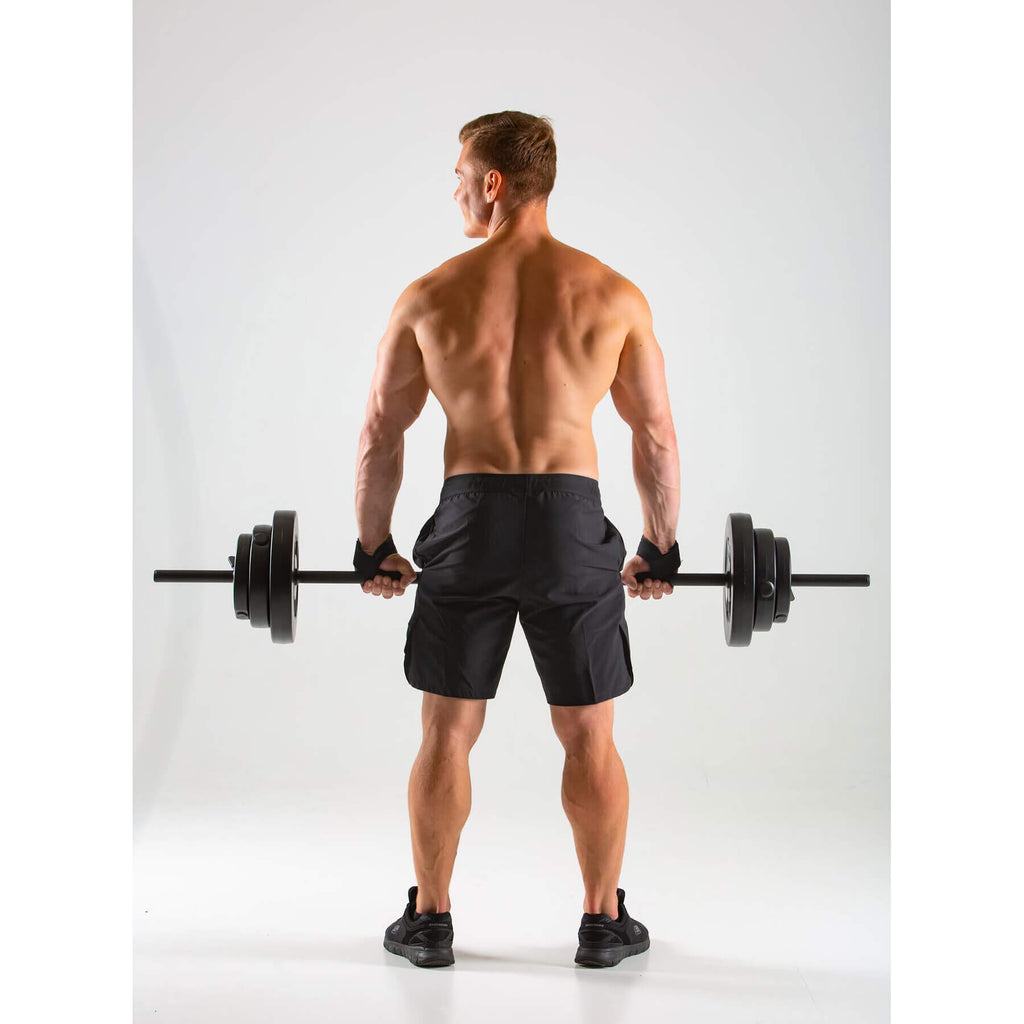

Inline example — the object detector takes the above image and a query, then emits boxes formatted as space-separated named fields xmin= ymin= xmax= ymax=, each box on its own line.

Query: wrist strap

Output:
xmin=634 ymin=536 xmax=681 ymax=583
xmin=353 ymin=534 xmax=400 ymax=581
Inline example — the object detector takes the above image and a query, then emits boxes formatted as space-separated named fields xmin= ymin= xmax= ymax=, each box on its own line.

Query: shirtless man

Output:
xmin=354 ymin=111 xmax=681 ymax=968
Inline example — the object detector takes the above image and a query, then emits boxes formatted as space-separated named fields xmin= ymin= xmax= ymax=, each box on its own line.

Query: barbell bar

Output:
xmin=153 ymin=510 xmax=869 ymax=647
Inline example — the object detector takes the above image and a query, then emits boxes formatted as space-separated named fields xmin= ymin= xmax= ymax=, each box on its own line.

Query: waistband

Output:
xmin=439 ymin=472 xmax=601 ymax=501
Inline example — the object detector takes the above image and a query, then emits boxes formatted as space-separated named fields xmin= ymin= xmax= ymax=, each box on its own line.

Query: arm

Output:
xmin=608 ymin=283 xmax=681 ymax=553
xmin=355 ymin=282 xmax=429 ymax=553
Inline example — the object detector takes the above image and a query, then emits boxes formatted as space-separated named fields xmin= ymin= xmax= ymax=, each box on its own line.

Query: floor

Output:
xmin=135 ymin=784 xmax=889 ymax=1022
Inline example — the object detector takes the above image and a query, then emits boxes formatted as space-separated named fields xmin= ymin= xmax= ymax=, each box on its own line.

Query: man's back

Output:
xmin=411 ymin=235 xmax=636 ymax=480
xmin=370 ymin=110 xmax=673 ymax=971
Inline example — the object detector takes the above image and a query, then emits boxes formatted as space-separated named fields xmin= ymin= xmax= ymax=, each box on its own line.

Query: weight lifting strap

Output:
xmin=353 ymin=534 xmax=399 ymax=580
xmin=635 ymin=536 xmax=681 ymax=583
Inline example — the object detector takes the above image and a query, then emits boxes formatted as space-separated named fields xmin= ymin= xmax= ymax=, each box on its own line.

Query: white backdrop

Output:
xmin=134 ymin=0 xmax=888 ymax=1018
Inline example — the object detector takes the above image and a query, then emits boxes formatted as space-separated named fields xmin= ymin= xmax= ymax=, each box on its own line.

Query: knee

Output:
xmin=550 ymin=702 xmax=615 ymax=756
xmin=421 ymin=715 xmax=485 ymax=753
xmin=420 ymin=695 xmax=486 ymax=752
xmin=421 ymin=725 xmax=480 ymax=756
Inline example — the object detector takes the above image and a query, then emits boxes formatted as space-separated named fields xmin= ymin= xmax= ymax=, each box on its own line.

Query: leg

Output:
xmin=550 ymin=698 xmax=629 ymax=918
xmin=408 ymin=692 xmax=487 ymax=914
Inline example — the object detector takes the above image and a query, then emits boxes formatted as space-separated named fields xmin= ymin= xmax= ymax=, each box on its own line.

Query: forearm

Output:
xmin=355 ymin=428 xmax=404 ymax=553
xmin=631 ymin=428 xmax=681 ymax=553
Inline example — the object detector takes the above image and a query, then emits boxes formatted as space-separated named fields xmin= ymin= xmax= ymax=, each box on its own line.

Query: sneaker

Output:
xmin=574 ymin=887 xmax=650 ymax=968
xmin=383 ymin=885 xmax=455 ymax=968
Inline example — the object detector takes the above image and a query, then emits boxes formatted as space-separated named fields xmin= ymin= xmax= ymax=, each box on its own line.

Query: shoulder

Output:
xmin=549 ymin=243 xmax=641 ymax=307
xmin=598 ymin=267 xmax=653 ymax=331
xmin=423 ymin=248 xmax=478 ymax=284
xmin=387 ymin=275 xmax=432 ymax=327
xmin=409 ymin=251 xmax=475 ymax=310
xmin=553 ymin=241 xmax=648 ymax=307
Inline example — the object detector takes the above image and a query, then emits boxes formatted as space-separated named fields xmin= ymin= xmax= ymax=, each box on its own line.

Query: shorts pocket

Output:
xmin=604 ymin=515 xmax=627 ymax=566
xmin=412 ymin=512 xmax=438 ymax=567
xmin=618 ymin=622 xmax=634 ymax=683
xmin=403 ymin=611 xmax=420 ymax=682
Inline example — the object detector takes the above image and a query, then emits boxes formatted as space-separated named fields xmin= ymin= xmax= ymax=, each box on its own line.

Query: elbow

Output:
xmin=633 ymin=417 xmax=677 ymax=453
xmin=359 ymin=418 xmax=403 ymax=452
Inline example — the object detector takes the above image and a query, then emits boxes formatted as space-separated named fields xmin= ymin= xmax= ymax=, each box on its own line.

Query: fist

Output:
xmin=621 ymin=555 xmax=674 ymax=600
xmin=361 ymin=554 xmax=418 ymax=598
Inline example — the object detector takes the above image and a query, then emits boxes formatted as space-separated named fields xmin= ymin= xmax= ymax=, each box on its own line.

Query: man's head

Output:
xmin=455 ymin=111 xmax=557 ymax=238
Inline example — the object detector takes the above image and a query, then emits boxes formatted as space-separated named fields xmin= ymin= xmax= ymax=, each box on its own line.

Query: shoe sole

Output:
xmin=574 ymin=937 xmax=650 ymax=968
xmin=383 ymin=937 xmax=455 ymax=968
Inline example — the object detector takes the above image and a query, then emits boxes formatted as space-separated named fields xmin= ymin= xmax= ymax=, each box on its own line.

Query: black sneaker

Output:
xmin=383 ymin=885 xmax=455 ymax=968
xmin=574 ymin=888 xmax=650 ymax=967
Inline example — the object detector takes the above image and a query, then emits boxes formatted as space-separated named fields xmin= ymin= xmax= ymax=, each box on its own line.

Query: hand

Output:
xmin=360 ymin=554 xmax=418 ymax=598
xmin=621 ymin=555 xmax=674 ymax=600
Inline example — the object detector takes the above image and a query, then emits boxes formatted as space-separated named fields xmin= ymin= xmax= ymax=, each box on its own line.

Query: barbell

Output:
xmin=153 ymin=510 xmax=870 ymax=646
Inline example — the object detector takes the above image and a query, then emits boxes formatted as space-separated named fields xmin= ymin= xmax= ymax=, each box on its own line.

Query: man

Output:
xmin=354 ymin=111 xmax=681 ymax=969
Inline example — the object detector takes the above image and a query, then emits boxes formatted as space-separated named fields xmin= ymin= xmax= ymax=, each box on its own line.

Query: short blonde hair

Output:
xmin=459 ymin=111 xmax=557 ymax=206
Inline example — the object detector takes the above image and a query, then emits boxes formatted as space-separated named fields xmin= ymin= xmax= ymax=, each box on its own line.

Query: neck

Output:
xmin=486 ymin=202 xmax=551 ymax=242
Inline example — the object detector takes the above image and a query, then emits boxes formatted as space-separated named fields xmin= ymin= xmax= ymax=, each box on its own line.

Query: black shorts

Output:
xmin=404 ymin=473 xmax=634 ymax=706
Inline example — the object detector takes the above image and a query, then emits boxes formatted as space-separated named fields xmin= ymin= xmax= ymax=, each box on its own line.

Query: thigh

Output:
xmin=404 ymin=591 xmax=518 ymax=700
xmin=406 ymin=492 xmax=522 ymax=700
xmin=520 ymin=584 xmax=633 ymax=706
xmin=519 ymin=494 xmax=634 ymax=707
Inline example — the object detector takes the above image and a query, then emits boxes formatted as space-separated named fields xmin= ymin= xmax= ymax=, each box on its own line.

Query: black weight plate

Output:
xmin=248 ymin=524 xmax=273 ymax=629
xmin=269 ymin=510 xmax=299 ymax=644
xmin=774 ymin=536 xmax=793 ymax=623
xmin=723 ymin=513 xmax=756 ymax=647
xmin=233 ymin=533 xmax=252 ymax=620
xmin=753 ymin=527 xmax=776 ymax=633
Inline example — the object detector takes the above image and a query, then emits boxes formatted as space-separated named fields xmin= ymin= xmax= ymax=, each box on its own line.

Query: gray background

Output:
xmin=134 ymin=0 xmax=888 ymax=1019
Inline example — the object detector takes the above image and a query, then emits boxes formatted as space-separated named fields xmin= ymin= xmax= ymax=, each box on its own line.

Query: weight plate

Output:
xmin=753 ymin=527 xmax=776 ymax=633
xmin=723 ymin=513 xmax=756 ymax=647
xmin=269 ymin=510 xmax=299 ymax=644
xmin=233 ymin=533 xmax=252 ymax=619
xmin=774 ymin=536 xmax=793 ymax=623
xmin=248 ymin=523 xmax=273 ymax=629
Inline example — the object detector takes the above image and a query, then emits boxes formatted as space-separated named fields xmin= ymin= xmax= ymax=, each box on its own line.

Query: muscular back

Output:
xmin=413 ymin=238 xmax=635 ymax=479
